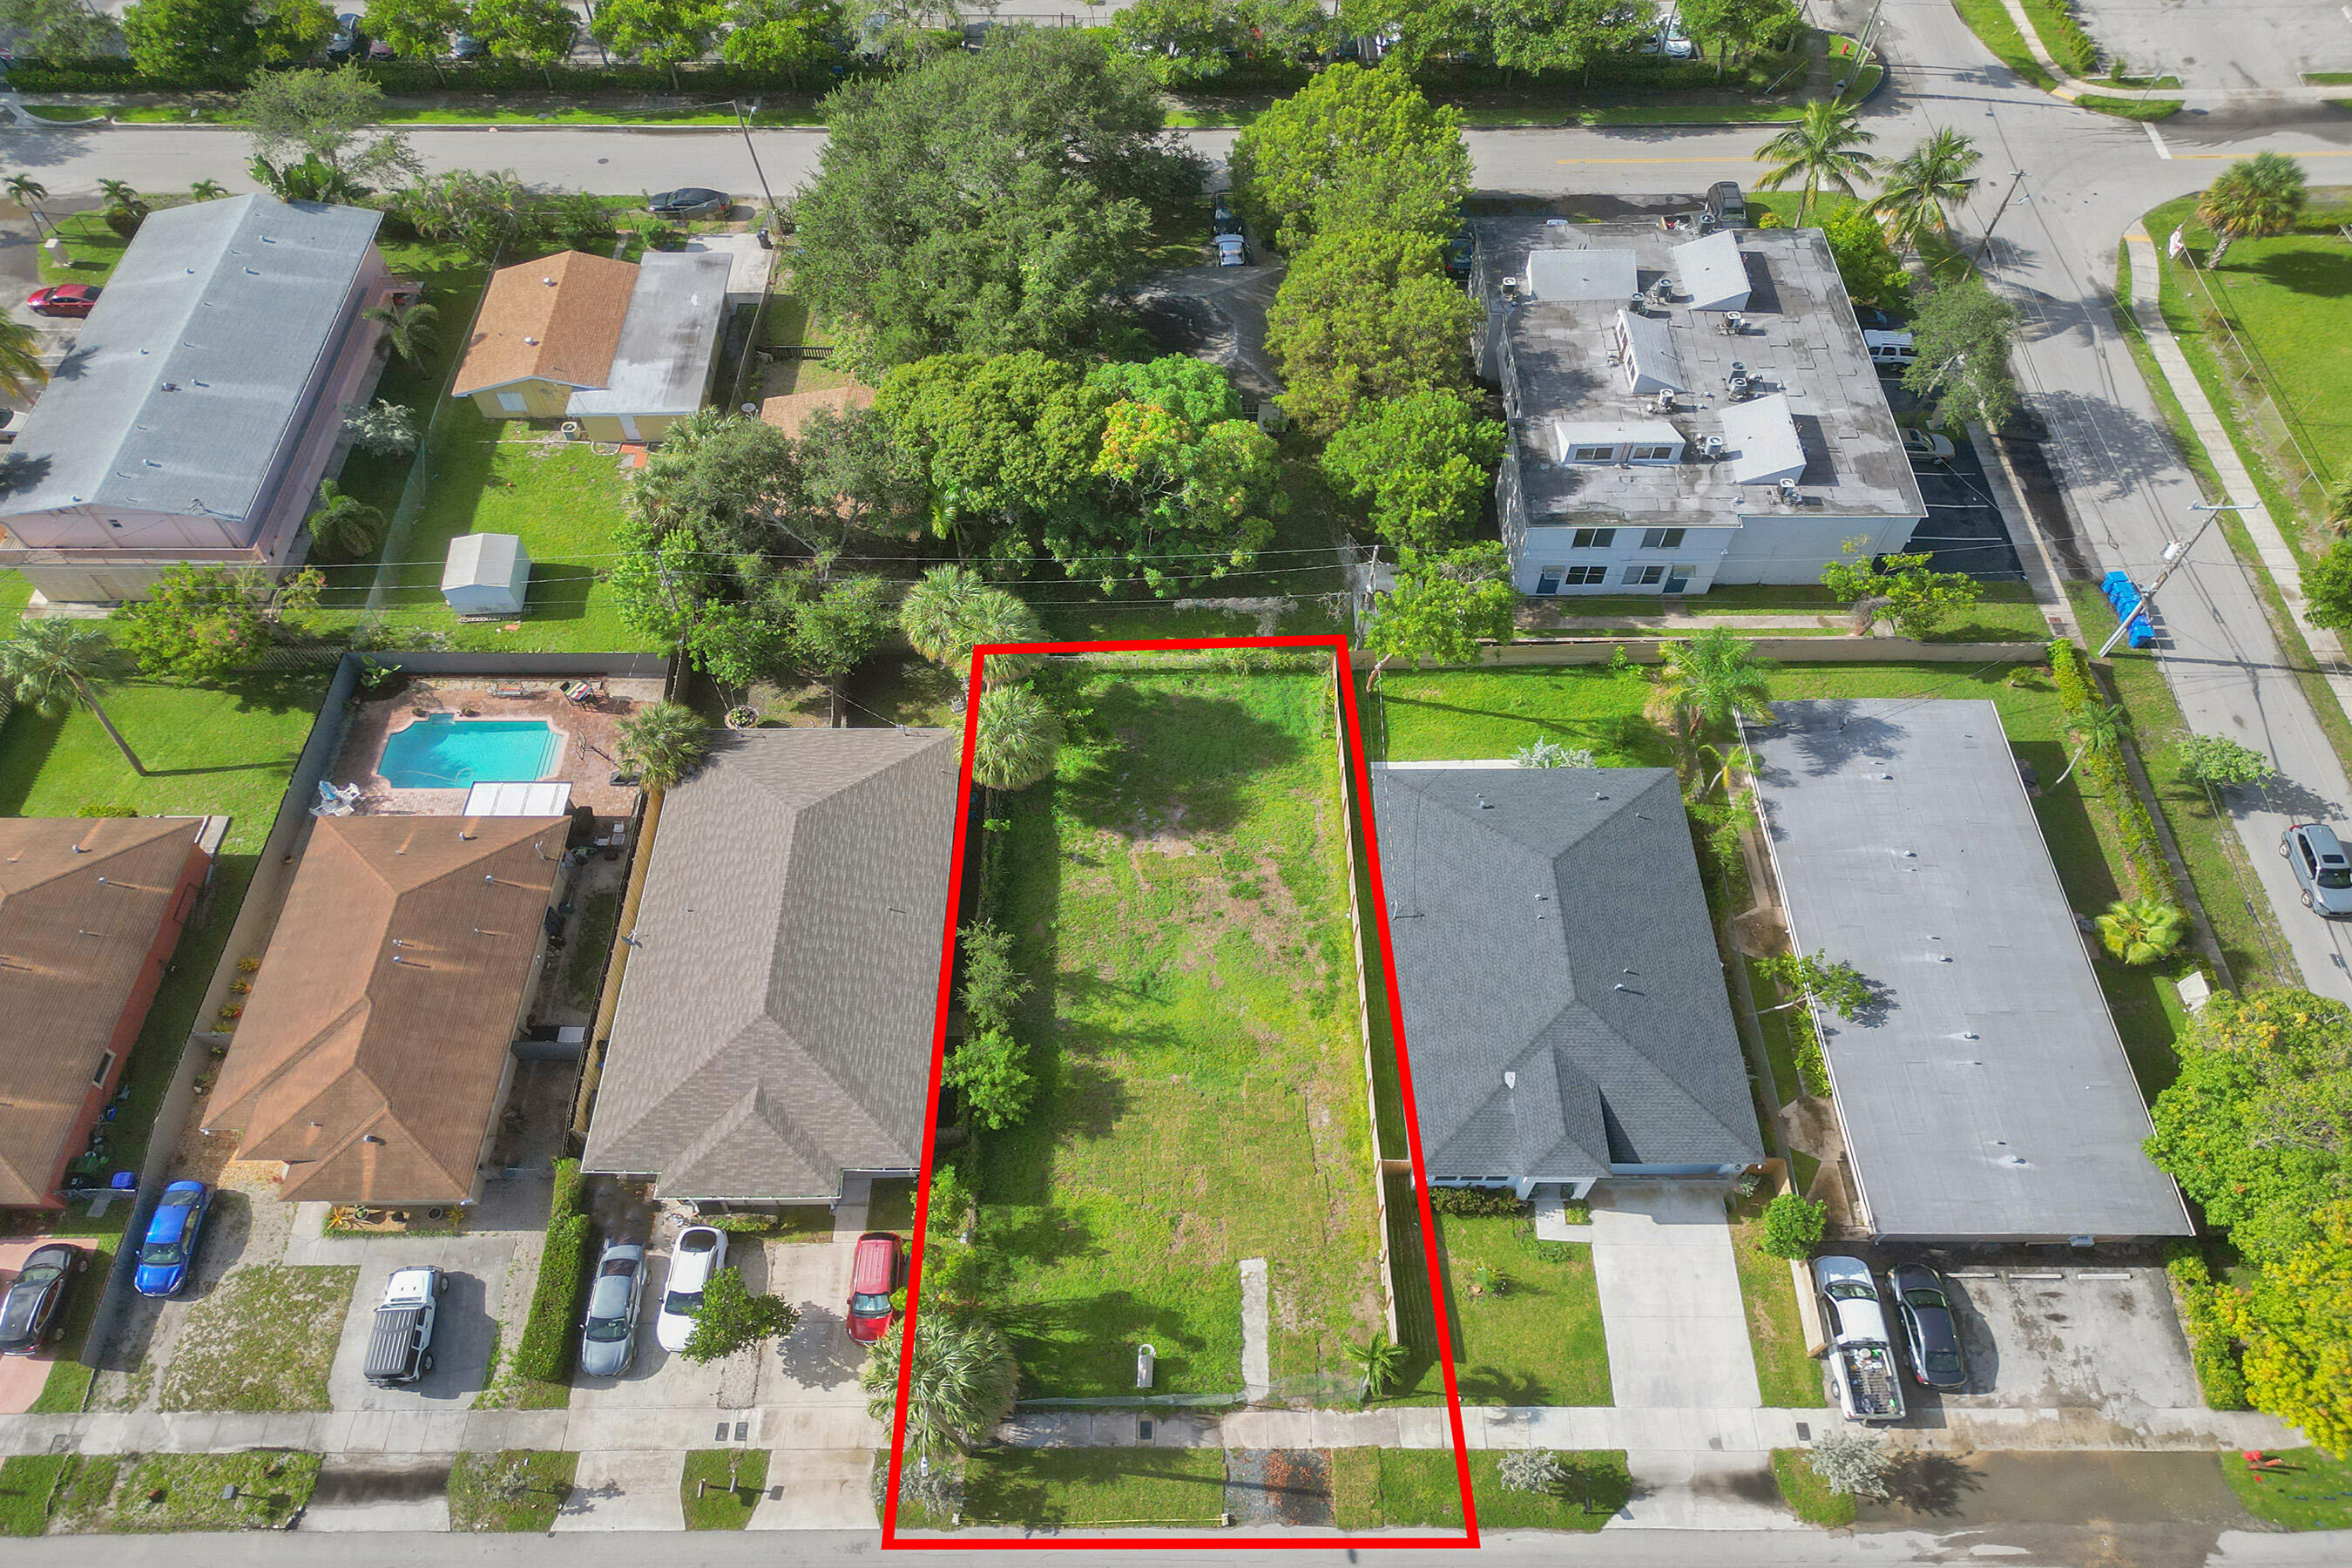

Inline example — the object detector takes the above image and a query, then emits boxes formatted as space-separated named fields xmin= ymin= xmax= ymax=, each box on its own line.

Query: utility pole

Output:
xmin=1970 ymin=170 xmax=2029 ymax=270
xmin=2097 ymin=503 xmax=2241 ymax=658
xmin=732 ymin=100 xmax=780 ymax=222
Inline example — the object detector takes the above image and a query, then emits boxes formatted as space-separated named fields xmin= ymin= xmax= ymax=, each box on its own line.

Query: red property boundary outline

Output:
xmin=882 ymin=633 xmax=1477 ymax=1551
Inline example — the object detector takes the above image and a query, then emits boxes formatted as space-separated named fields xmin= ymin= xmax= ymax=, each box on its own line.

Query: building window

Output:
xmin=1624 ymin=564 xmax=1666 ymax=586
xmin=1561 ymin=564 xmax=1610 ymax=586
xmin=1639 ymin=527 xmax=1686 ymax=550
xmin=1571 ymin=445 xmax=1615 ymax=463
xmin=495 ymin=389 xmax=526 ymax=414
xmin=1629 ymin=444 xmax=1676 ymax=462
xmin=1570 ymin=528 xmax=1617 ymax=550
xmin=91 ymin=1051 xmax=115 ymax=1088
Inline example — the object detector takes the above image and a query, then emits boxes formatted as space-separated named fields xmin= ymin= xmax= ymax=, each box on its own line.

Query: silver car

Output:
xmin=2282 ymin=822 xmax=2352 ymax=917
xmin=578 ymin=1239 xmax=645 ymax=1378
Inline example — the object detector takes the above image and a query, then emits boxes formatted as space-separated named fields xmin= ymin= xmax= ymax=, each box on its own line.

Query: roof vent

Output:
xmin=523 ymin=336 xmax=539 ymax=345
xmin=1504 ymin=1071 xmax=1517 ymax=1090
xmin=1475 ymin=794 xmax=1490 ymax=809
xmin=243 ymin=267 xmax=259 ymax=275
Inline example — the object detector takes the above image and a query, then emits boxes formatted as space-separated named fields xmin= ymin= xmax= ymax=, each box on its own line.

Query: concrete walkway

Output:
xmin=1238 ymin=1258 xmax=1271 ymax=1404
xmin=1586 ymin=1185 xmax=1761 ymax=1411
xmin=551 ymin=1450 xmax=686 ymax=1532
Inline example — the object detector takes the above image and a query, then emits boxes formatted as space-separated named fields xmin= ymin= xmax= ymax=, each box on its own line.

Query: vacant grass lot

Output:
xmin=899 ymin=1449 xmax=1229 ymax=1531
xmin=447 ymin=1450 xmax=578 ymax=1532
xmin=1369 ymin=661 xmax=2190 ymax=1095
xmin=978 ymin=664 xmax=1382 ymax=1400
xmin=1387 ymin=1214 xmax=1609 ymax=1408
xmin=157 ymin=1265 xmax=358 ymax=1412
xmin=50 ymin=1451 xmax=318 ymax=1532
xmin=1334 ymin=1448 xmax=1628 ymax=1530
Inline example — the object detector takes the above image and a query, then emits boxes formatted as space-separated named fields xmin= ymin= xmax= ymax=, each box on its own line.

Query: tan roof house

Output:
xmin=206 ymin=815 xmax=569 ymax=1206
xmin=584 ymin=727 xmax=961 ymax=1208
xmin=0 ymin=817 xmax=222 ymax=1207
xmin=454 ymin=249 xmax=731 ymax=444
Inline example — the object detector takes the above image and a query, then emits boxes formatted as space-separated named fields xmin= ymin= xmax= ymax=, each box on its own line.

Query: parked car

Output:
xmin=1211 ymin=192 xmax=1241 ymax=238
xmin=646 ymin=188 xmax=733 ymax=222
xmin=1215 ymin=233 xmax=1250 ymax=268
xmin=1902 ymin=428 xmax=1957 ymax=463
xmin=367 ymin=37 xmax=395 ymax=59
xmin=1888 ymin=1263 xmax=1969 ymax=1391
xmin=364 ymin=1265 xmax=444 ymax=1387
xmin=655 ymin=1225 xmax=726 ymax=1352
xmin=1814 ymin=1255 xmax=1905 ymax=1423
xmin=0 ymin=1243 xmax=81 ymax=1355
xmin=132 ymin=1180 xmax=211 ymax=1297
xmin=449 ymin=32 xmax=487 ymax=58
xmin=846 ymin=1232 xmax=900 ymax=1345
xmin=0 ymin=409 xmax=22 ymax=445
xmin=579 ymin=1239 xmax=646 ymax=1377
xmin=25 ymin=283 xmax=98 ymax=318
xmin=1864 ymin=328 xmax=1918 ymax=371
xmin=326 ymin=13 xmax=364 ymax=61
xmin=1706 ymin=180 xmax=1747 ymax=228
xmin=2283 ymin=821 xmax=2352 ymax=916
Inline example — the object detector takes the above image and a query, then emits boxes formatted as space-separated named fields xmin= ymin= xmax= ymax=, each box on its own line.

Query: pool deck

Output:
xmin=333 ymin=676 xmax=666 ymax=820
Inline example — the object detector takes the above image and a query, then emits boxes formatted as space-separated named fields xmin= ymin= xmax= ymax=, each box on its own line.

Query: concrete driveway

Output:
xmin=1588 ymin=1183 xmax=1760 ymax=1409
xmin=552 ymin=1450 xmax=685 ymax=1532
xmin=322 ymin=1232 xmax=522 ymax=1411
xmin=748 ymin=1449 xmax=876 ymax=1531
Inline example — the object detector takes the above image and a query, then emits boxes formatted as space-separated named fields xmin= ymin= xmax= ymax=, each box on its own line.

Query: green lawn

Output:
xmin=0 ymin=1456 xmax=66 ymax=1536
xmin=1771 ymin=1448 xmax=1856 ymax=1526
xmin=50 ymin=1451 xmax=318 ymax=1532
xmin=899 ymin=1449 xmax=1228 ymax=1531
xmin=448 ymin=1450 xmax=578 ymax=1532
xmin=681 ymin=1450 xmax=769 ymax=1530
xmin=2222 ymin=1448 xmax=2352 ymax=1530
xmin=156 ymin=1264 xmax=358 ymax=1412
xmin=868 ymin=1177 xmax=916 ymax=1235
xmin=1540 ymin=583 xmax=2047 ymax=640
xmin=1387 ymin=1214 xmax=1610 ymax=1408
xmin=974 ymin=664 xmax=1383 ymax=1400
xmin=1333 ymin=1448 xmax=1628 ymax=1530
xmin=27 ymin=1240 xmax=113 ymax=1415
xmin=0 ymin=666 xmax=332 ymax=1211
xmin=1731 ymin=1213 xmax=1825 ymax=1408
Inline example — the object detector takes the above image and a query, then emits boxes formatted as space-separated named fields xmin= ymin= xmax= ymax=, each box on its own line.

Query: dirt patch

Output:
xmin=1223 ymin=1449 xmax=1333 ymax=1528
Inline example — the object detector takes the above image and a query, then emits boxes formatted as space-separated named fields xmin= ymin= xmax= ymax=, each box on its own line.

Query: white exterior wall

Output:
xmin=1514 ymin=520 xmax=1737 ymax=597
xmin=1713 ymin=510 xmax=1918 ymax=585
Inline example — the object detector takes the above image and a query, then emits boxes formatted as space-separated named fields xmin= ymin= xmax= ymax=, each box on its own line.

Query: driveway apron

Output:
xmin=1588 ymin=1183 xmax=1761 ymax=1410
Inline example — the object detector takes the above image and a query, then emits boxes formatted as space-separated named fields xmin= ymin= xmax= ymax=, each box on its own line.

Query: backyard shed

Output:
xmin=442 ymin=532 xmax=531 ymax=615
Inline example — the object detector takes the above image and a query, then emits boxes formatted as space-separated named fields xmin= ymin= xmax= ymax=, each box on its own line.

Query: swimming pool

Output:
xmin=378 ymin=716 xmax=562 ymax=790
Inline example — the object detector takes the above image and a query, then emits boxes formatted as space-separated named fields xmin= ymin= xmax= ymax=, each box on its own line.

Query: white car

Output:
xmin=654 ymin=1225 xmax=727 ymax=1353
xmin=1902 ymin=428 xmax=1957 ymax=462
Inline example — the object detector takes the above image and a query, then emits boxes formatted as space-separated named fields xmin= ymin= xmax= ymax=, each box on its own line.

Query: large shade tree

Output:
xmin=1264 ymin=228 xmax=1481 ymax=436
xmin=1227 ymin=63 xmax=1470 ymax=256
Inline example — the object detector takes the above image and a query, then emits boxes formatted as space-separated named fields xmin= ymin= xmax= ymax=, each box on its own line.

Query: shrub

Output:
xmin=2166 ymin=1243 xmax=2251 ymax=1410
xmin=958 ymin=922 xmax=1027 ymax=1036
xmin=1758 ymin=1193 xmax=1827 ymax=1259
xmin=942 ymin=1027 xmax=1034 ymax=1132
xmin=1808 ymin=1429 xmax=1890 ymax=1497
xmin=2047 ymin=639 xmax=2175 ymax=905
xmin=1427 ymin=1186 xmax=1527 ymax=1217
xmin=73 ymin=804 xmax=139 ymax=817
xmin=1788 ymin=1010 xmax=1834 ymax=1098
xmin=511 ymin=1159 xmax=590 ymax=1384
xmin=679 ymin=1268 xmax=800 ymax=1364
xmin=1497 ymin=1449 xmax=1567 ymax=1494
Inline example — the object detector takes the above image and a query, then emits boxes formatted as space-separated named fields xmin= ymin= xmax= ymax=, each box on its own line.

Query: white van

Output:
xmin=1862 ymin=329 xmax=1917 ymax=370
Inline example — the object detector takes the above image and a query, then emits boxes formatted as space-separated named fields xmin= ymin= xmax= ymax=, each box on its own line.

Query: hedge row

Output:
xmin=510 ymin=1158 xmax=591 ymax=1386
xmin=2 ymin=56 xmax=867 ymax=95
xmin=1787 ymin=1009 xmax=1834 ymax=1098
xmin=1427 ymin=1186 xmax=1527 ymax=1217
xmin=2165 ymin=1242 xmax=2251 ymax=1410
xmin=2047 ymin=638 xmax=2175 ymax=904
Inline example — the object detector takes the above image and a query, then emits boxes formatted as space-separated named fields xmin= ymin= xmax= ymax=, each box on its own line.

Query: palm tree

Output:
xmin=1689 ymin=741 xmax=1757 ymax=802
xmin=617 ymin=701 xmax=710 ymax=792
xmin=2053 ymin=701 xmax=2124 ymax=787
xmin=188 ymin=179 xmax=229 ymax=202
xmin=899 ymin=565 xmax=1045 ymax=688
xmin=96 ymin=178 xmax=148 ymax=239
xmin=2199 ymin=152 xmax=2308 ymax=264
xmin=363 ymin=297 xmax=440 ymax=368
xmin=307 ymin=480 xmax=386 ymax=560
xmin=0 ymin=317 xmax=49 ymax=402
xmin=1653 ymin=628 xmax=1774 ymax=755
xmin=2097 ymin=896 xmax=2186 ymax=964
xmin=0 ymin=620 xmax=145 ymax=775
xmin=2328 ymin=474 xmax=2352 ymax=535
xmin=971 ymin=682 xmax=1063 ymax=792
xmin=1754 ymin=99 xmax=1878 ymax=226
xmin=1348 ymin=1331 xmax=1409 ymax=1398
xmin=1868 ymin=127 xmax=1981 ymax=253
xmin=861 ymin=1309 xmax=1019 ymax=1460
xmin=3 ymin=174 xmax=50 ymax=236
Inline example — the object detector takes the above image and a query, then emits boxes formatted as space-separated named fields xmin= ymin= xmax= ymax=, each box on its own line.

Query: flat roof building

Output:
xmin=1745 ymin=699 xmax=2193 ymax=1241
xmin=1473 ymin=215 xmax=1926 ymax=598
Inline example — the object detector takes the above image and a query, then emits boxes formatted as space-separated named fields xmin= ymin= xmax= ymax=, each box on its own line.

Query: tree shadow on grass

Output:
xmin=0 ymin=707 xmax=64 ymax=815
xmin=2246 ymin=247 xmax=2352 ymax=301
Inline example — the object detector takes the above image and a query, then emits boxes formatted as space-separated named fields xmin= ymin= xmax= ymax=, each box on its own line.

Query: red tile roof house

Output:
xmin=0 ymin=817 xmax=226 ymax=1208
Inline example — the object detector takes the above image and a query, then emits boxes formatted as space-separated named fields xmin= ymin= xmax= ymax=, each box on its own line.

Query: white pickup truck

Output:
xmin=363 ymin=1265 xmax=444 ymax=1388
xmin=1813 ymin=1255 xmax=1906 ymax=1423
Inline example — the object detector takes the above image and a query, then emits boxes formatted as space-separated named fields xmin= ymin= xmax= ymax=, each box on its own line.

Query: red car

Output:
xmin=25 ymin=284 xmax=98 ymax=319
xmin=846 ymin=1231 xmax=900 ymax=1344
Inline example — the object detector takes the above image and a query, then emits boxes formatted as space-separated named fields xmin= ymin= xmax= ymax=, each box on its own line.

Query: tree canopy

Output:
xmin=793 ymin=29 xmax=1201 ymax=370
xmin=1901 ymin=275 xmax=2019 ymax=431
xmin=1819 ymin=540 xmax=1984 ymax=640
xmin=121 ymin=0 xmax=261 ymax=79
xmin=1265 ymin=228 xmax=1481 ymax=436
xmin=1228 ymin=63 xmax=1470 ymax=256
xmin=109 ymin=565 xmax=272 ymax=683
xmin=234 ymin=70 xmax=422 ymax=190
xmin=1364 ymin=544 xmax=1517 ymax=678
xmin=1321 ymin=390 xmax=1504 ymax=553
xmin=0 ymin=0 xmax=122 ymax=58
xmin=874 ymin=351 xmax=1105 ymax=555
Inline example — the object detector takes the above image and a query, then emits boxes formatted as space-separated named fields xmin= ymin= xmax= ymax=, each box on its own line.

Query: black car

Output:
xmin=1889 ymin=1262 xmax=1969 ymax=1391
xmin=0 ymin=1244 xmax=80 ymax=1355
xmin=1211 ymin=192 xmax=1241 ymax=238
xmin=647 ymin=188 xmax=733 ymax=222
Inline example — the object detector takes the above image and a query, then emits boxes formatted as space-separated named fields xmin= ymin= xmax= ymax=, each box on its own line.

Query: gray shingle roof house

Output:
xmin=0 ymin=195 xmax=396 ymax=607
xmin=584 ymin=727 xmax=963 ymax=1205
xmin=1372 ymin=763 xmax=1762 ymax=1198
xmin=1746 ymin=699 xmax=2193 ymax=1241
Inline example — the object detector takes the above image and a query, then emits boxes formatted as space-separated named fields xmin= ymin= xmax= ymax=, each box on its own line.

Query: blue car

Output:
xmin=133 ymin=1181 xmax=211 ymax=1297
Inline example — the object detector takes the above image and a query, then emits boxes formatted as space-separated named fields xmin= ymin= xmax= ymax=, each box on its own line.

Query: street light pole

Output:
xmin=2096 ymin=503 xmax=2242 ymax=658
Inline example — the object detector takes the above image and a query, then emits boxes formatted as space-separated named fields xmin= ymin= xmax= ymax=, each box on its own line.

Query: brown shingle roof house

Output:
xmin=206 ymin=814 xmax=568 ymax=1206
xmin=0 ymin=817 xmax=220 ymax=1207
xmin=585 ymin=727 xmax=962 ymax=1205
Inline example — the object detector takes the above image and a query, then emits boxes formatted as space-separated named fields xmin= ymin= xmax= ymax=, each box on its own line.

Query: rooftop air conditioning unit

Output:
xmin=1652 ymin=390 xmax=1673 ymax=415
xmin=1725 ymin=311 xmax=1745 ymax=335
xmin=1628 ymin=294 xmax=1647 ymax=315
xmin=1778 ymin=478 xmax=1802 ymax=505
xmin=1703 ymin=435 xmax=1724 ymax=460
